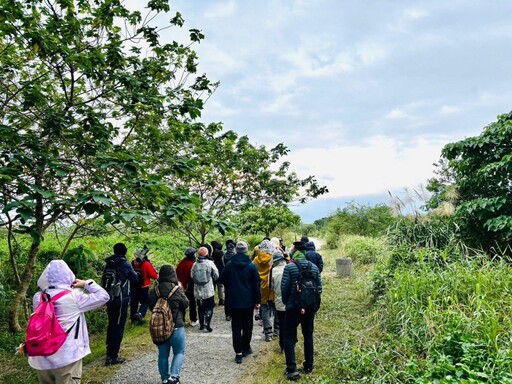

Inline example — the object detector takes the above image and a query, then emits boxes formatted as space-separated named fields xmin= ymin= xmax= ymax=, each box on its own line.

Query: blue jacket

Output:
xmin=305 ymin=241 xmax=324 ymax=273
xmin=218 ymin=252 xmax=261 ymax=309
xmin=281 ymin=252 xmax=322 ymax=311
xmin=105 ymin=254 xmax=139 ymax=304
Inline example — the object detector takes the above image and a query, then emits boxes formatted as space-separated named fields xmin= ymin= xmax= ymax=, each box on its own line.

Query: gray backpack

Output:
xmin=192 ymin=261 xmax=211 ymax=286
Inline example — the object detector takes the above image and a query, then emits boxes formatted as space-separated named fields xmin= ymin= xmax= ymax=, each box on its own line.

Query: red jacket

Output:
xmin=132 ymin=259 xmax=158 ymax=288
xmin=176 ymin=258 xmax=195 ymax=290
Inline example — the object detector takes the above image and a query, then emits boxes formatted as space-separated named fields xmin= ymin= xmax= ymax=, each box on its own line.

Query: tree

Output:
xmin=157 ymin=124 xmax=327 ymax=244
xmin=238 ymin=205 xmax=301 ymax=238
xmin=326 ymin=202 xmax=396 ymax=238
xmin=428 ymin=111 xmax=512 ymax=251
xmin=0 ymin=0 xmax=213 ymax=331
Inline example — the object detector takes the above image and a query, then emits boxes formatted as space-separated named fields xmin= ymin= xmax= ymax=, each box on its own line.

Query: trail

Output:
xmin=102 ymin=306 xmax=265 ymax=384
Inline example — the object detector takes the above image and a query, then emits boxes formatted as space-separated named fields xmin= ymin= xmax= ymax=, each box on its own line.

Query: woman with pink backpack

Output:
xmin=27 ymin=260 xmax=109 ymax=383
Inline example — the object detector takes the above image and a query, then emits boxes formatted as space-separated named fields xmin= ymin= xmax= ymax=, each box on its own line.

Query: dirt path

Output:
xmin=103 ymin=306 xmax=265 ymax=384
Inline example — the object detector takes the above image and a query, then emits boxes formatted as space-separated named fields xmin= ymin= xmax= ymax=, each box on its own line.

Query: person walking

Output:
xmin=270 ymin=250 xmax=287 ymax=352
xmin=218 ymin=241 xmax=261 ymax=364
xmin=176 ymin=247 xmax=199 ymax=326
xmin=104 ymin=243 xmax=139 ymax=366
xmin=28 ymin=260 xmax=109 ymax=383
xmin=305 ymin=241 xmax=324 ymax=273
xmin=148 ymin=265 xmax=189 ymax=384
xmin=281 ymin=241 xmax=322 ymax=380
xmin=211 ymin=241 xmax=225 ymax=305
xmin=130 ymin=247 xmax=159 ymax=324
xmin=191 ymin=246 xmax=218 ymax=332
xmin=253 ymin=239 xmax=276 ymax=341
xmin=222 ymin=240 xmax=236 ymax=321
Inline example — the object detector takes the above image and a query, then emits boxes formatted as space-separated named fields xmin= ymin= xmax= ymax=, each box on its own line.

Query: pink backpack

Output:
xmin=25 ymin=290 xmax=71 ymax=356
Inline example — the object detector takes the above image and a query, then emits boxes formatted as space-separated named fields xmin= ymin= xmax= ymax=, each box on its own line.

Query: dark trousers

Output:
xmin=283 ymin=308 xmax=315 ymax=372
xmin=230 ymin=307 xmax=254 ymax=354
xmin=276 ymin=310 xmax=286 ymax=350
xmin=196 ymin=296 xmax=215 ymax=327
xmin=224 ymin=287 xmax=231 ymax=317
xmin=106 ymin=301 xmax=128 ymax=359
xmin=185 ymin=288 xmax=197 ymax=322
xmin=130 ymin=286 xmax=149 ymax=320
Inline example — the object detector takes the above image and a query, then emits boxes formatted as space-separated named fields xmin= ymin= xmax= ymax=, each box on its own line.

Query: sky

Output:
xmin=134 ymin=1 xmax=512 ymax=223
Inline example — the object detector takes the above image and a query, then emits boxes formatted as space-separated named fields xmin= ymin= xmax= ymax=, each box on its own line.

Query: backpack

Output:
xmin=131 ymin=259 xmax=146 ymax=287
xmin=294 ymin=261 xmax=321 ymax=312
xmin=101 ymin=259 xmax=123 ymax=300
xmin=192 ymin=261 xmax=211 ymax=286
xmin=150 ymin=286 xmax=179 ymax=345
xmin=25 ymin=290 xmax=74 ymax=356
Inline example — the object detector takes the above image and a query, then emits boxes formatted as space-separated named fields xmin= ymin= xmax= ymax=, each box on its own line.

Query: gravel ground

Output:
xmin=105 ymin=306 xmax=265 ymax=384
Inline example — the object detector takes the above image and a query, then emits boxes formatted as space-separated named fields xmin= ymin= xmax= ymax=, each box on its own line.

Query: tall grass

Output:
xmin=375 ymin=254 xmax=512 ymax=382
xmin=337 ymin=235 xmax=387 ymax=264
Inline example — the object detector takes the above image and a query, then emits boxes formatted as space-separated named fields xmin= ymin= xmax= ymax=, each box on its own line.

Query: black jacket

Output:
xmin=305 ymin=241 xmax=324 ymax=273
xmin=104 ymin=254 xmax=139 ymax=304
xmin=218 ymin=252 xmax=261 ymax=309
xmin=148 ymin=265 xmax=189 ymax=328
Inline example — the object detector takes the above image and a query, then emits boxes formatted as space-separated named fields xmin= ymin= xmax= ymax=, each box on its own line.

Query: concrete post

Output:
xmin=336 ymin=257 xmax=352 ymax=277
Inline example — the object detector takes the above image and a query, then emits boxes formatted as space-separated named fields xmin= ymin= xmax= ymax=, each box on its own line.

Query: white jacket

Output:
xmin=28 ymin=260 xmax=109 ymax=370
xmin=191 ymin=258 xmax=219 ymax=300
xmin=270 ymin=261 xmax=286 ymax=311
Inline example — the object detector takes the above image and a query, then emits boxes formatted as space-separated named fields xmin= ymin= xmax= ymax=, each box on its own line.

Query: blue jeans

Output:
xmin=157 ymin=327 xmax=186 ymax=381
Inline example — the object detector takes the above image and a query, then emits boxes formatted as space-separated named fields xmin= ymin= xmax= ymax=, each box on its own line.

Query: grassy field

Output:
xmin=241 ymin=248 xmax=378 ymax=383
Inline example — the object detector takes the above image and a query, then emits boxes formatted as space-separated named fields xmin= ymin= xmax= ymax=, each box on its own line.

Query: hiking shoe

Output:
xmin=190 ymin=320 xmax=199 ymax=327
xmin=303 ymin=361 xmax=313 ymax=374
xmin=225 ymin=315 xmax=232 ymax=321
xmin=242 ymin=348 xmax=253 ymax=357
xmin=105 ymin=357 xmax=125 ymax=366
xmin=168 ymin=377 xmax=180 ymax=384
xmin=235 ymin=354 xmax=243 ymax=364
xmin=205 ymin=326 xmax=213 ymax=332
xmin=265 ymin=334 xmax=273 ymax=342
xmin=285 ymin=370 xmax=300 ymax=380
xmin=199 ymin=325 xmax=205 ymax=330
xmin=135 ymin=313 xmax=145 ymax=324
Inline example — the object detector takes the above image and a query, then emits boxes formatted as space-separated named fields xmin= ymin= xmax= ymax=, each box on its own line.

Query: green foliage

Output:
xmin=337 ymin=235 xmax=387 ymax=264
xmin=238 ymin=205 xmax=301 ymax=237
xmin=160 ymin=125 xmax=326 ymax=243
xmin=387 ymin=215 xmax=461 ymax=250
xmin=379 ymin=257 xmax=512 ymax=382
xmin=324 ymin=203 xmax=396 ymax=249
xmin=428 ymin=111 xmax=512 ymax=251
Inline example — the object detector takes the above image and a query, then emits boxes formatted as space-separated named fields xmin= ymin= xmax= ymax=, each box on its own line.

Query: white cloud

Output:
xmin=404 ymin=9 xmax=429 ymax=20
xmin=204 ymin=0 xmax=236 ymax=19
xmin=285 ymin=135 xmax=449 ymax=198
xmin=385 ymin=108 xmax=410 ymax=119
xmin=439 ymin=105 xmax=461 ymax=115
xmin=203 ymin=99 xmax=239 ymax=117
xmin=261 ymin=93 xmax=299 ymax=115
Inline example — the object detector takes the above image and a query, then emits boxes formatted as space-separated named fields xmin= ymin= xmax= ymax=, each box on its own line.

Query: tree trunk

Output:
xmin=8 ymin=241 xmax=40 ymax=333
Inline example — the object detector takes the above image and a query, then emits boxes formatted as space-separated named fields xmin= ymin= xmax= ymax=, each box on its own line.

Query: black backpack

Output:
xmin=101 ymin=259 xmax=123 ymax=301
xmin=131 ymin=259 xmax=146 ymax=287
xmin=294 ymin=261 xmax=321 ymax=312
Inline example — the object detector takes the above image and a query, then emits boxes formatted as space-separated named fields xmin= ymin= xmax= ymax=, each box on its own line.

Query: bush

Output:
xmin=337 ymin=235 xmax=387 ymax=264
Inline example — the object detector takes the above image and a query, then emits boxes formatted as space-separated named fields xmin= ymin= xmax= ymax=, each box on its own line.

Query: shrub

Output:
xmin=337 ymin=235 xmax=387 ymax=264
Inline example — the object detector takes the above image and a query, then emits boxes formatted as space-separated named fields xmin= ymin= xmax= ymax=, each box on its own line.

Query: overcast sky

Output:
xmin=141 ymin=0 xmax=512 ymax=222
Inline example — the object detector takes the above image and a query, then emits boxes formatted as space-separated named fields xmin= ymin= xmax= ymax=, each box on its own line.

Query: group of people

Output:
xmin=26 ymin=236 xmax=323 ymax=383
xmin=172 ymin=236 xmax=323 ymax=381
